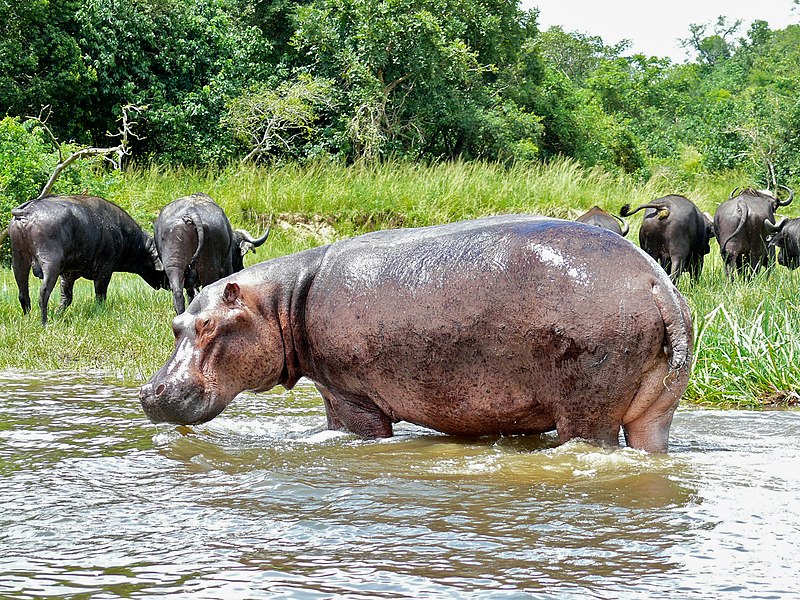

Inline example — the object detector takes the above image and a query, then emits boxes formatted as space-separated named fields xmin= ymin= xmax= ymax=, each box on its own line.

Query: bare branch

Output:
xmin=26 ymin=105 xmax=65 ymax=163
xmin=34 ymin=104 xmax=145 ymax=199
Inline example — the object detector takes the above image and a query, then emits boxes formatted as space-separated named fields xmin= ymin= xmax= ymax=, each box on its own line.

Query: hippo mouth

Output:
xmin=139 ymin=381 xmax=224 ymax=425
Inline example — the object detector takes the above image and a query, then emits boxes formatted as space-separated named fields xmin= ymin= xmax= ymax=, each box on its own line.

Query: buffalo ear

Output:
xmin=222 ymin=282 xmax=241 ymax=306
xmin=765 ymin=218 xmax=787 ymax=233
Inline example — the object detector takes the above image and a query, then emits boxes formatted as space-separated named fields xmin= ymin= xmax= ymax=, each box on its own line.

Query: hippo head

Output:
xmin=140 ymin=279 xmax=286 ymax=425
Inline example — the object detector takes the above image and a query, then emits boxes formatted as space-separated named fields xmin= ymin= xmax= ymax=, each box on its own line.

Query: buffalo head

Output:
xmin=765 ymin=217 xmax=800 ymax=270
xmin=232 ymin=227 xmax=270 ymax=271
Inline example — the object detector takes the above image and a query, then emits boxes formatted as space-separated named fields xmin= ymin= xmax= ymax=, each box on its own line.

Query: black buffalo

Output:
xmin=8 ymin=195 xmax=166 ymax=325
xmin=620 ymin=195 xmax=713 ymax=282
xmin=765 ymin=217 xmax=800 ymax=270
xmin=154 ymin=193 xmax=270 ymax=314
xmin=576 ymin=206 xmax=629 ymax=237
xmin=713 ymin=186 xmax=794 ymax=277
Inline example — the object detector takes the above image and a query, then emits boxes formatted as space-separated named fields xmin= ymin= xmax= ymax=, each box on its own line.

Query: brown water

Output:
xmin=0 ymin=371 xmax=798 ymax=599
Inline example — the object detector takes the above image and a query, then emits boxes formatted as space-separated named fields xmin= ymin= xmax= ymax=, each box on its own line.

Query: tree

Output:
xmin=681 ymin=17 xmax=742 ymax=66
xmin=536 ymin=26 xmax=628 ymax=85
xmin=291 ymin=0 xmax=544 ymax=161
xmin=0 ymin=0 xmax=94 ymax=142
xmin=224 ymin=75 xmax=336 ymax=162
xmin=74 ymin=0 xmax=280 ymax=165
xmin=30 ymin=105 xmax=143 ymax=198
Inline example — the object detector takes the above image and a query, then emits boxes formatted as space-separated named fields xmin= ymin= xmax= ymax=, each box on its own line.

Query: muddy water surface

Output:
xmin=0 ymin=371 xmax=798 ymax=599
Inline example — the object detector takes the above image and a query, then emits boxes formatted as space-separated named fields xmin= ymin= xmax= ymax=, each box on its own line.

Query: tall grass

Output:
xmin=1 ymin=158 xmax=798 ymax=406
xmin=113 ymin=157 xmax=735 ymax=231
xmin=682 ymin=260 xmax=800 ymax=407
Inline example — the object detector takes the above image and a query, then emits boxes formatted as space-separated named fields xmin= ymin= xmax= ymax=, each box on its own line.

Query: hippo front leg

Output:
xmin=314 ymin=383 xmax=393 ymax=438
xmin=315 ymin=383 xmax=345 ymax=431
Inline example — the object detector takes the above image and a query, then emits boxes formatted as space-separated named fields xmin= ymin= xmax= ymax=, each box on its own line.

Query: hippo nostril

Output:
xmin=155 ymin=383 xmax=166 ymax=397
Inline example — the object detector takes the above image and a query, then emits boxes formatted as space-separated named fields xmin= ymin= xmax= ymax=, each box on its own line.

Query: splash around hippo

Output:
xmin=140 ymin=215 xmax=692 ymax=452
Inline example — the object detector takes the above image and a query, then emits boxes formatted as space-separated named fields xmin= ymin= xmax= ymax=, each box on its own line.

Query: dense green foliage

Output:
xmin=1 ymin=0 xmax=798 ymax=186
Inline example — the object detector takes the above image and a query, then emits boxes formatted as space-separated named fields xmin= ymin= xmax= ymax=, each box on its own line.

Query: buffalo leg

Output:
xmin=723 ymin=252 xmax=739 ymax=278
xmin=185 ymin=269 xmax=199 ymax=306
xmin=166 ymin=268 xmax=186 ymax=314
xmin=688 ymin=254 xmax=703 ymax=282
xmin=59 ymin=274 xmax=78 ymax=311
xmin=94 ymin=275 xmax=112 ymax=304
xmin=10 ymin=246 xmax=32 ymax=315
xmin=670 ymin=255 xmax=687 ymax=283
xmin=38 ymin=268 xmax=60 ymax=325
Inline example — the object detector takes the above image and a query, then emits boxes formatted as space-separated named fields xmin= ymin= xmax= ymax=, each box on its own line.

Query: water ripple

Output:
xmin=0 ymin=374 xmax=799 ymax=598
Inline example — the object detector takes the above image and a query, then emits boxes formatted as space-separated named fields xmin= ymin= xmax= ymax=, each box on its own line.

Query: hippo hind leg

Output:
xmin=315 ymin=383 xmax=393 ymax=438
xmin=555 ymin=412 xmax=622 ymax=448
xmin=622 ymin=369 xmax=683 ymax=453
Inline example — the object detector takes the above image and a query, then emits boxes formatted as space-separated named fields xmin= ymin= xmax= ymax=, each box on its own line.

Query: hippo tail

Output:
xmin=651 ymin=280 xmax=693 ymax=373
xmin=719 ymin=200 xmax=748 ymax=253
xmin=183 ymin=207 xmax=205 ymax=266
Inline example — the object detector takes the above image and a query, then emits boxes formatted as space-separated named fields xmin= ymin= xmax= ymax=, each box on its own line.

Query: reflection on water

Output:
xmin=0 ymin=371 xmax=799 ymax=598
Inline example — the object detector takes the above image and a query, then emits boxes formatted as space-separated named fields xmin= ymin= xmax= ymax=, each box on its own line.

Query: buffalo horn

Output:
xmin=764 ymin=217 xmax=787 ymax=233
xmin=777 ymin=185 xmax=795 ymax=207
xmin=729 ymin=187 xmax=740 ymax=199
xmin=235 ymin=226 xmax=271 ymax=254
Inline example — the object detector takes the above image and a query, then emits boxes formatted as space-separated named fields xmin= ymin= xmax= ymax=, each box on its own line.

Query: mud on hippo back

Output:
xmin=140 ymin=215 xmax=693 ymax=453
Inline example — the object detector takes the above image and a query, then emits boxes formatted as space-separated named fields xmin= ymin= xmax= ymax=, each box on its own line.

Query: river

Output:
xmin=0 ymin=371 xmax=798 ymax=599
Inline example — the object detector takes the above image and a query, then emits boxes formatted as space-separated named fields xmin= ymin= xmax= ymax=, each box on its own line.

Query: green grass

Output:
xmin=1 ymin=157 xmax=799 ymax=407
xmin=682 ymin=261 xmax=800 ymax=407
xmin=0 ymin=273 xmax=175 ymax=381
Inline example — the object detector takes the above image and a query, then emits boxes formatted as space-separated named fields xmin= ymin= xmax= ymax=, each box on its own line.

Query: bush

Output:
xmin=0 ymin=117 xmax=52 ymax=215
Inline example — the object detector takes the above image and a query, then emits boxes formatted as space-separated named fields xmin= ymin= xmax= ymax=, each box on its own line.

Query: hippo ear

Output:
xmin=222 ymin=282 xmax=241 ymax=306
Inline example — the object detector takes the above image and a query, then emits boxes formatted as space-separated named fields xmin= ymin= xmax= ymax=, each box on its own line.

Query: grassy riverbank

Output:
xmin=1 ymin=158 xmax=799 ymax=407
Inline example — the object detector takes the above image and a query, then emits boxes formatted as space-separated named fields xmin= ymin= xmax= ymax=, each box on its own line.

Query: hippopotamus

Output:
xmin=140 ymin=215 xmax=693 ymax=453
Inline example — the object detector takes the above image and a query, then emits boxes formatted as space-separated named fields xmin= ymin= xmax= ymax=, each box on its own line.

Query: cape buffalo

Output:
xmin=141 ymin=216 xmax=692 ymax=453
xmin=713 ymin=186 xmax=794 ymax=277
xmin=765 ymin=217 xmax=800 ymax=270
xmin=8 ymin=195 xmax=166 ymax=325
xmin=576 ymin=206 xmax=629 ymax=236
xmin=620 ymin=195 xmax=713 ymax=282
xmin=154 ymin=193 xmax=270 ymax=314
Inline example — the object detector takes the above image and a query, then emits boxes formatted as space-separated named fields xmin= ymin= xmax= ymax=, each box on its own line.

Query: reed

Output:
xmin=1 ymin=158 xmax=798 ymax=406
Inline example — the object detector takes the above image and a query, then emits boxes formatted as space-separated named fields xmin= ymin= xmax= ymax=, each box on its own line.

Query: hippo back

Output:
xmin=302 ymin=216 xmax=688 ymax=437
